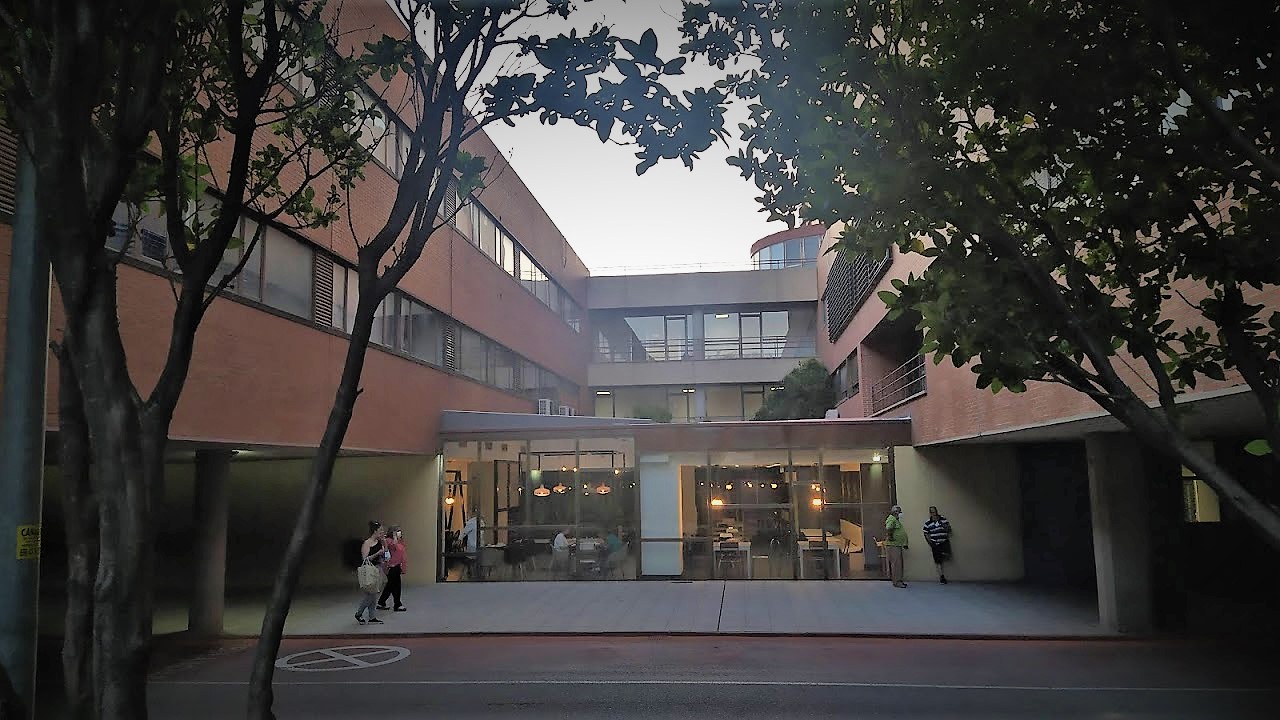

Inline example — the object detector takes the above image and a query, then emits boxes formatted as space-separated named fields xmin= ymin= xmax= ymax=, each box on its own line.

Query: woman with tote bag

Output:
xmin=355 ymin=521 xmax=388 ymax=624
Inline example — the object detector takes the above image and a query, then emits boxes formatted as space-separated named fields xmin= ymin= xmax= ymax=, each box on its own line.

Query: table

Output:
xmin=713 ymin=541 xmax=752 ymax=579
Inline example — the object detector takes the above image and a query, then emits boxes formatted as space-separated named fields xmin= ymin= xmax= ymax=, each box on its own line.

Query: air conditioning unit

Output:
xmin=558 ymin=405 xmax=575 ymax=416
xmin=537 ymin=398 xmax=556 ymax=415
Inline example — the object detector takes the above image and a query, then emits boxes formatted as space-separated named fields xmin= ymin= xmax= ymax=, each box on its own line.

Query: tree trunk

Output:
xmin=60 ymin=274 xmax=158 ymax=720
xmin=1112 ymin=395 xmax=1280 ymax=550
xmin=247 ymin=309 xmax=377 ymax=720
xmin=55 ymin=348 xmax=98 ymax=720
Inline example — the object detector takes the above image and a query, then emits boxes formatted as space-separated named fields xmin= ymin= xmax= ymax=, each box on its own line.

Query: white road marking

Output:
xmin=153 ymin=679 xmax=1274 ymax=693
xmin=274 ymin=645 xmax=410 ymax=672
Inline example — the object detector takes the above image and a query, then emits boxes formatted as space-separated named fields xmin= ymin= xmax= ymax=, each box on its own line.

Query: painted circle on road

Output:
xmin=275 ymin=645 xmax=410 ymax=672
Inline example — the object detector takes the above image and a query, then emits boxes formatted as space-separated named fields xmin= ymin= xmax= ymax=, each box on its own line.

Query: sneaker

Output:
xmin=394 ymin=606 xmax=407 ymax=612
xmin=368 ymin=617 xmax=384 ymax=624
xmin=940 ymin=575 xmax=949 ymax=584
xmin=376 ymin=604 xmax=389 ymax=610
xmin=355 ymin=614 xmax=366 ymax=624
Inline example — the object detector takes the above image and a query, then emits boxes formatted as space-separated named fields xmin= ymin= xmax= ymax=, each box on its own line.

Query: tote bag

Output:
xmin=357 ymin=561 xmax=382 ymax=592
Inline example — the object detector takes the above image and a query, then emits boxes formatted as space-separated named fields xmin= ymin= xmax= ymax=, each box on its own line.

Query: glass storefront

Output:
xmin=441 ymin=438 xmax=894 ymax=582
xmin=440 ymin=437 xmax=638 ymax=581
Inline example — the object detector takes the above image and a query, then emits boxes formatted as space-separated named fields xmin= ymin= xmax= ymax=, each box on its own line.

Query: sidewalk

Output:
xmin=187 ymin=581 xmax=1106 ymax=638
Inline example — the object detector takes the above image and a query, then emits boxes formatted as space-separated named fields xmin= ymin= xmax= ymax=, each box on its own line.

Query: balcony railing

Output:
xmin=865 ymin=355 xmax=927 ymax=415
xmin=595 ymin=336 xmax=817 ymax=363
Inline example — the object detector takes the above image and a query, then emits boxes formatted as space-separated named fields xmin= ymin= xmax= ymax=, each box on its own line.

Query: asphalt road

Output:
xmin=144 ymin=636 xmax=1279 ymax=719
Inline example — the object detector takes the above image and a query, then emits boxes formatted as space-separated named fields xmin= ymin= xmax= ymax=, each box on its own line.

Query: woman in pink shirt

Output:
xmin=377 ymin=525 xmax=408 ymax=611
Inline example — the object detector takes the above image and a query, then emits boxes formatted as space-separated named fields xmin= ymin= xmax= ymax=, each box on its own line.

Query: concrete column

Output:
xmin=638 ymin=454 xmax=682 ymax=576
xmin=189 ymin=449 xmax=232 ymax=636
xmin=1086 ymin=434 xmax=1152 ymax=633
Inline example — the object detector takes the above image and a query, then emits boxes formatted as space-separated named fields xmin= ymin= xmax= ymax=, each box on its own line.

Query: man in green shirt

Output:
xmin=884 ymin=505 xmax=908 ymax=588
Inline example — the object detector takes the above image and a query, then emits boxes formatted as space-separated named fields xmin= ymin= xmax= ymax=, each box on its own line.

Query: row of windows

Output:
xmin=750 ymin=234 xmax=821 ymax=269
xmin=255 ymin=6 xmax=582 ymax=333
xmin=108 ymin=205 xmax=580 ymax=404
xmin=594 ymin=308 xmax=817 ymax=363
xmin=447 ymin=192 xmax=583 ymax=332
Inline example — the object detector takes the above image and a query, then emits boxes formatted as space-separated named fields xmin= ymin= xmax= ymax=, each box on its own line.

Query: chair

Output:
xmin=715 ymin=542 xmax=746 ymax=579
xmin=802 ymin=541 xmax=832 ymax=580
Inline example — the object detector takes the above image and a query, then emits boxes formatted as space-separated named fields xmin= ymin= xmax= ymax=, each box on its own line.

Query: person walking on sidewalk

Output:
xmin=356 ymin=521 xmax=387 ymax=625
xmin=923 ymin=506 xmax=953 ymax=584
xmin=378 ymin=525 xmax=409 ymax=612
xmin=884 ymin=505 xmax=909 ymax=588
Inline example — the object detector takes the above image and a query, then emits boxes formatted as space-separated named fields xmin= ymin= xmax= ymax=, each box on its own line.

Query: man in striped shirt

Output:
xmin=923 ymin=506 xmax=952 ymax=584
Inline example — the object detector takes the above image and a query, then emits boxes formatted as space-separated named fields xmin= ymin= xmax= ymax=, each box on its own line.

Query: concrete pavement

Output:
xmin=163 ymin=581 xmax=1106 ymax=638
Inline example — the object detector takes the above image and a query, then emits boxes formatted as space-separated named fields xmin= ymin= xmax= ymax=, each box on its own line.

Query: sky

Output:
xmin=478 ymin=0 xmax=790 ymax=273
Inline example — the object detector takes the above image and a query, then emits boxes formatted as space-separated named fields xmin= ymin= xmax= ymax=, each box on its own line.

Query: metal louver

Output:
xmin=312 ymin=253 xmax=335 ymax=325
xmin=0 ymin=120 xmax=19 ymax=218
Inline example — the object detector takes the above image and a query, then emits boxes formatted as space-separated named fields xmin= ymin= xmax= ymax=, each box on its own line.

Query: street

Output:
xmin=142 ymin=636 xmax=1280 ymax=718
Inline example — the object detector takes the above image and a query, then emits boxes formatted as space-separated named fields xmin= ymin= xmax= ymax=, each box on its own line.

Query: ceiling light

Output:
xmin=444 ymin=496 xmax=456 ymax=506
xmin=714 ymin=313 xmax=730 ymax=319
xmin=811 ymin=497 xmax=823 ymax=507
xmin=872 ymin=452 xmax=883 ymax=463
xmin=596 ymin=390 xmax=612 ymax=396
xmin=710 ymin=498 xmax=725 ymax=507
xmin=552 ymin=481 xmax=568 ymax=494
xmin=595 ymin=482 xmax=611 ymax=495
xmin=534 ymin=485 xmax=551 ymax=497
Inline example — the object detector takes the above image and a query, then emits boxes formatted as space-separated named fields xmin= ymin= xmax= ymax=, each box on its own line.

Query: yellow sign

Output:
xmin=16 ymin=524 xmax=40 ymax=561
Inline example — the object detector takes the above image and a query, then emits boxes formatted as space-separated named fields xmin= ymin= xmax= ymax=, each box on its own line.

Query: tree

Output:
xmin=247 ymin=2 xmax=727 ymax=717
xmin=1 ymin=1 xmax=381 ymax=716
xmin=681 ymin=2 xmax=1280 ymax=545
xmin=752 ymin=359 xmax=834 ymax=420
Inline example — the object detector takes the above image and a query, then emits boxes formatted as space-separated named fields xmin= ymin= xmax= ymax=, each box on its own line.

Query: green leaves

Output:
xmin=1245 ymin=440 xmax=1272 ymax=457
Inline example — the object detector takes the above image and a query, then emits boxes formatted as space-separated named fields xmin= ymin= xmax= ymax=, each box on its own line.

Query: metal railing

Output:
xmin=865 ymin=355 xmax=927 ymax=415
xmin=595 ymin=336 xmax=817 ymax=363
xmin=591 ymin=258 xmax=816 ymax=277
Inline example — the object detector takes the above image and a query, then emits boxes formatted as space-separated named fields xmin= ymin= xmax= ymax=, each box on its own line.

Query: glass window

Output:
xmin=405 ymin=301 xmax=442 ymax=365
xmin=500 ymin=233 xmax=515 ymax=276
xmin=545 ymin=280 xmax=558 ymax=311
xmin=455 ymin=196 xmax=474 ymax=242
xmin=623 ymin=316 xmax=664 ymax=361
xmin=238 ymin=217 xmax=262 ymax=298
xmin=594 ymin=391 xmax=615 ymax=417
xmin=476 ymin=210 xmax=497 ymax=260
xmin=519 ymin=250 xmax=536 ymax=293
xmin=565 ymin=298 xmax=582 ymax=333
xmin=261 ymin=228 xmax=312 ymax=317
xmin=705 ymin=385 xmax=743 ymax=420
xmin=667 ymin=388 xmax=693 ymax=422
xmin=784 ymin=238 xmax=804 ymax=266
xmin=490 ymin=346 xmax=516 ymax=390
xmin=520 ymin=359 xmax=540 ymax=394
xmin=457 ymin=326 xmax=488 ymax=382
xmin=370 ymin=294 xmax=395 ymax=348
xmin=703 ymin=312 xmax=739 ymax=359
xmin=330 ymin=263 xmax=349 ymax=331
xmin=344 ymin=265 xmax=359 ymax=332
xmin=803 ymin=235 xmax=820 ymax=260
xmin=743 ymin=385 xmax=765 ymax=419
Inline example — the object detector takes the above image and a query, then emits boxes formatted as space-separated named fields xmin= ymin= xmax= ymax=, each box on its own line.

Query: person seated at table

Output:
xmin=605 ymin=526 xmax=625 ymax=555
